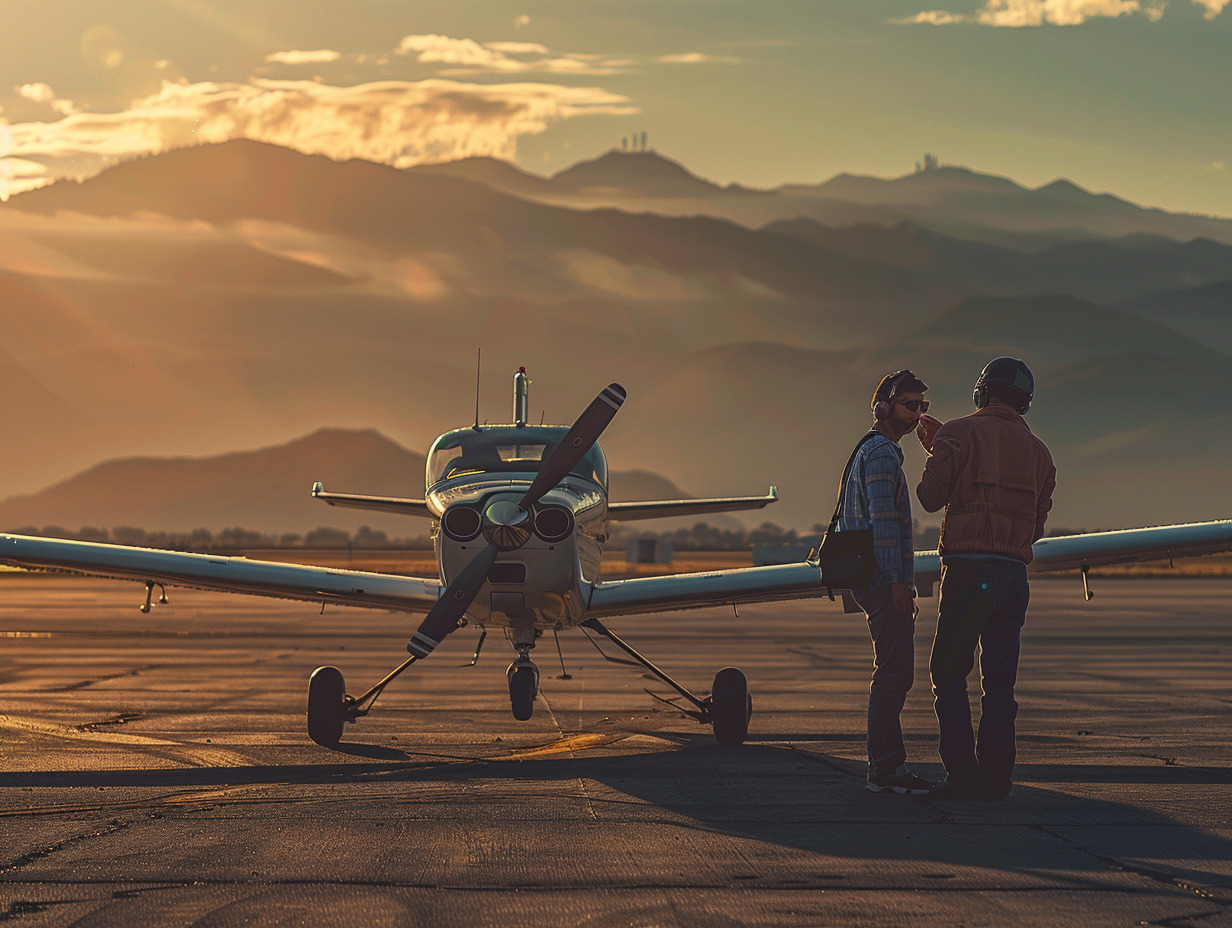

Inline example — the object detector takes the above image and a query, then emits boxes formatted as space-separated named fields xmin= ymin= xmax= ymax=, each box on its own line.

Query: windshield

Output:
xmin=426 ymin=426 xmax=608 ymax=490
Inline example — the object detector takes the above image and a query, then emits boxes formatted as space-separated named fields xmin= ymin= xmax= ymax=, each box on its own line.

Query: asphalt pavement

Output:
xmin=1 ymin=572 xmax=1230 ymax=926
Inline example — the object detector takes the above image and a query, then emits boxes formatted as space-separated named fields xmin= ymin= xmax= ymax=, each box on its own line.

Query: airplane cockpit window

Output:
xmin=496 ymin=444 xmax=547 ymax=464
xmin=426 ymin=428 xmax=607 ymax=490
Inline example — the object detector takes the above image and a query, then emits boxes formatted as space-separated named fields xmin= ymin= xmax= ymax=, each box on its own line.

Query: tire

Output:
xmin=509 ymin=665 xmax=537 ymax=721
xmin=307 ymin=665 xmax=346 ymax=747
xmin=710 ymin=667 xmax=751 ymax=746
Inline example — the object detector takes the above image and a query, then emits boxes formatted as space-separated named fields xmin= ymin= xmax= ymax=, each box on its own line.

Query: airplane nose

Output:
xmin=484 ymin=500 xmax=532 ymax=549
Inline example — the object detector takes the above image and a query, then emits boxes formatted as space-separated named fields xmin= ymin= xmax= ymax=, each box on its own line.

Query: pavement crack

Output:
xmin=0 ymin=900 xmax=56 ymax=922
xmin=538 ymin=687 xmax=600 ymax=824
xmin=1 ymin=818 xmax=131 ymax=876
xmin=1036 ymin=825 xmax=1231 ymax=916
xmin=76 ymin=711 xmax=144 ymax=732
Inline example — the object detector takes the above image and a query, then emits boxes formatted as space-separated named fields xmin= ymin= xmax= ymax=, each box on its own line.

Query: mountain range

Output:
xmin=2 ymin=140 xmax=1230 ymax=531
xmin=0 ymin=428 xmax=697 ymax=535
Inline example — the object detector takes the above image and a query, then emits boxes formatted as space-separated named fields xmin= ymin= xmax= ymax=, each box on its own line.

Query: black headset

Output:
xmin=973 ymin=358 xmax=1034 ymax=413
xmin=872 ymin=370 xmax=914 ymax=421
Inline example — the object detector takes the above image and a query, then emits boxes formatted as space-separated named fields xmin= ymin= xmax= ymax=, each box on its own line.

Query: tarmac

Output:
xmin=1 ymin=571 xmax=1230 ymax=926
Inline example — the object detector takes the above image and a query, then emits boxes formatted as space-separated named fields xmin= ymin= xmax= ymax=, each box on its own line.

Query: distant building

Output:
xmin=627 ymin=536 xmax=672 ymax=564
xmin=915 ymin=153 xmax=940 ymax=173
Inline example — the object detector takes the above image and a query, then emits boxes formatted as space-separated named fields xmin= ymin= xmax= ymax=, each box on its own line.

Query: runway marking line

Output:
xmin=0 ymin=714 xmax=249 ymax=768
xmin=500 ymin=732 xmax=624 ymax=759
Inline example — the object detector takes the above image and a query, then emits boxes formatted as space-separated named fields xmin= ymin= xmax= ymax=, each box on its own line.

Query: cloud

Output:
xmin=0 ymin=78 xmax=637 ymax=198
xmin=18 ymin=83 xmax=56 ymax=104
xmin=894 ymin=0 xmax=1174 ymax=25
xmin=1191 ymin=0 xmax=1229 ymax=16
xmin=893 ymin=10 xmax=971 ymax=22
xmin=264 ymin=49 xmax=343 ymax=65
xmin=398 ymin=34 xmax=511 ymax=68
xmin=656 ymin=53 xmax=711 ymax=64
xmin=16 ymin=82 xmax=77 ymax=116
xmin=485 ymin=42 xmax=551 ymax=55
xmin=395 ymin=33 xmax=632 ymax=75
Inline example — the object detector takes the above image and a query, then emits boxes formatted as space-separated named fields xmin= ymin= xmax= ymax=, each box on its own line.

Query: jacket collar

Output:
xmin=974 ymin=403 xmax=1032 ymax=430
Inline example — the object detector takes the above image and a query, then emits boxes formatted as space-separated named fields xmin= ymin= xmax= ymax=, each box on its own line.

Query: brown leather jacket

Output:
xmin=916 ymin=403 xmax=1056 ymax=564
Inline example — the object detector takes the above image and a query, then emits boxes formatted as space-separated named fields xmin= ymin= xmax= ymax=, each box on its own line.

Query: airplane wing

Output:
xmin=0 ymin=534 xmax=442 ymax=613
xmin=311 ymin=482 xmax=431 ymax=517
xmin=587 ymin=560 xmax=829 ymax=617
xmin=591 ymin=519 xmax=1232 ymax=615
xmin=608 ymin=487 xmax=778 ymax=521
xmin=912 ymin=519 xmax=1232 ymax=596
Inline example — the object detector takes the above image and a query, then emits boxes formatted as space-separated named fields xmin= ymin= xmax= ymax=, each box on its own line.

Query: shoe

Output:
xmin=865 ymin=767 xmax=936 ymax=795
xmin=928 ymin=779 xmax=999 ymax=801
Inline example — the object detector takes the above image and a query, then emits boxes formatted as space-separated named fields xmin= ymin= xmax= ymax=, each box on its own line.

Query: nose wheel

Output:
xmin=507 ymin=658 xmax=539 ymax=721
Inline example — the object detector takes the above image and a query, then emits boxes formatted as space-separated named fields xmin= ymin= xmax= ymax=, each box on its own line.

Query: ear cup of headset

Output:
xmin=872 ymin=370 xmax=911 ymax=420
xmin=973 ymin=358 xmax=1032 ymax=412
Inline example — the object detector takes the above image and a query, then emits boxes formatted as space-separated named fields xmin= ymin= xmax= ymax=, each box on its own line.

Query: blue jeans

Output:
xmin=852 ymin=583 xmax=916 ymax=777
xmin=929 ymin=556 xmax=1029 ymax=796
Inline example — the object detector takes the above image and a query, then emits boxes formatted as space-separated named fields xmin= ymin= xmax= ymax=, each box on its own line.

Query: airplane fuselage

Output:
xmin=424 ymin=425 xmax=609 ymax=634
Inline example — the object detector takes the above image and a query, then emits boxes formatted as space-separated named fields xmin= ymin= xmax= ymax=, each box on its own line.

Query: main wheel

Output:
xmin=710 ymin=667 xmax=752 ymax=746
xmin=508 ymin=664 xmax=538 ymax=721
xmin=307 ymin=665 xmax=347 ymax=746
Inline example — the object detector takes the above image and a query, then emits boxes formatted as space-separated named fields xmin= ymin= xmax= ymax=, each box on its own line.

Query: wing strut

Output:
xmin=580 ymin=617 xmax=709 ymax=721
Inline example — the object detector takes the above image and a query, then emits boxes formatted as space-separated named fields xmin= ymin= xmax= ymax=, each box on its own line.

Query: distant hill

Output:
xmin=1117 ymin=279 xmax=1232 ymax=355
xmin=0 ymin=428 xmax=702 ymax=534
xmin=3 ymin=140 xmax=1231 ymax=530
xmin=412 ymin=153 xmax=1232 ymax=247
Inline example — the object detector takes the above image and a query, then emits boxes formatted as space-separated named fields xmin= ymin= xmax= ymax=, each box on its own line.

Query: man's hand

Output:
xmin=916 ymin=414 xmax=942 ymax=453
xmin=891 ymin=582 xmax=914 ymax=617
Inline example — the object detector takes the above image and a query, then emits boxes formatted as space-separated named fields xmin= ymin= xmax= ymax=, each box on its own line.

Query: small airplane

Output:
xmin=3 ymin=369 xmax=1231 ymax=748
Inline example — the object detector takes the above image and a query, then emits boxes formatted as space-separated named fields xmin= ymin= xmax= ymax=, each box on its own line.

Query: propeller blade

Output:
xmin=408 ymin=544 xmax=499 ymax=659
xmin=519 ymin=383 xmax=625 ymax=511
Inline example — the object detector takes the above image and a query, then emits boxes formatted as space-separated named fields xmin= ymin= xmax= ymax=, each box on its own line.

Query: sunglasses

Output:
xmin=895 ymin=399 xmax=930 ymax=413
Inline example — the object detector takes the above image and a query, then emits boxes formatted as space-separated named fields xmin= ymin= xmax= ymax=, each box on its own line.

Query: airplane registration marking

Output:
xmin=0 ymin=715 xmax=250 ymax=768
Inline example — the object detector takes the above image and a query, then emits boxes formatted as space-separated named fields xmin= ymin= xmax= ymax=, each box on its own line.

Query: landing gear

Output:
xmin=580 ymin=618 xmax=753 ymax=746
xmin=707 ymin=667 xmax=752 ymax=746
xmin=307 ymin=665 xmax=347 ymax=747
xmin=305 ymin=653 xmax=418 ymax=748
xmin=507 ymin=648 xmax=540 ymax=721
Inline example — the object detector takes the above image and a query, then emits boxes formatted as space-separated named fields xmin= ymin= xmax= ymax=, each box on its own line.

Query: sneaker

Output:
xmin=865 ymin=767 xmax=935 ymax=795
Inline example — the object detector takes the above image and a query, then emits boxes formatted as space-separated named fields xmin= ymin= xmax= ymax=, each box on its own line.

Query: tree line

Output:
xmin=6 ymin=525 xmax=432 ymax=552
xmin=7 ymin=521 xmax=1091 ymax=554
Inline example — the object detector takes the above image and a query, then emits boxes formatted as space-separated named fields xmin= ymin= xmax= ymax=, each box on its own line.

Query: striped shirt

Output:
xmin=837 ymin=430 xmax=914 ymax=587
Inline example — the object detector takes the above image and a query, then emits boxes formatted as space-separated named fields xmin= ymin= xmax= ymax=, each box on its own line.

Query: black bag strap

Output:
xmin=827 ymin=430 xmax=880 ymax=534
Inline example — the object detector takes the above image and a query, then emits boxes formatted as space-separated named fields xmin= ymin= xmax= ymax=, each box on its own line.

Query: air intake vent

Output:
xmin=533 ymin=506 xmax=574 ymax=542
xmin=441 ymin=506 xmax=482 ymax=541
xmin=488 ymin=562 xmax=527 ymax=584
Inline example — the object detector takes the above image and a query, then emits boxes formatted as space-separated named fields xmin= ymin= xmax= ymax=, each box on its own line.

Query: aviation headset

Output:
xmin=973 ymin=357 xmax=1035 ymax=413
xmin=872 ymin=369 xmax=917 ymax=421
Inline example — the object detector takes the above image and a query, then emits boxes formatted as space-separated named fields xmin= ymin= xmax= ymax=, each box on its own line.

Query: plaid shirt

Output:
xmin=837 ymin=430 xmax=914 ymax=587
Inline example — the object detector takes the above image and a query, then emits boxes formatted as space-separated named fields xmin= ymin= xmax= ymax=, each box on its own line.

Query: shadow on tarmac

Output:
xmin=4 ymin=737 xmax=1231 ymax=891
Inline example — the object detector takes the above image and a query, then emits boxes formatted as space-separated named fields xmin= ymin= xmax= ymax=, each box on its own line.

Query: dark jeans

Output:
xmin=852 ymin=583 xmax=916 ymax=777
xmin=929 ymin=556 xmax=1029 ymax=796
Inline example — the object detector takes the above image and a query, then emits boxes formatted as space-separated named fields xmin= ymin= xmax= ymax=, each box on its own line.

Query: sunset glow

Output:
xmin=0 ymin=3 xmax=1228 ymax=213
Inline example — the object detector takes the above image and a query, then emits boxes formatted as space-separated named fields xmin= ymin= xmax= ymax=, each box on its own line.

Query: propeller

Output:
xmin=407 ymin=382 xmax=626 ymax=660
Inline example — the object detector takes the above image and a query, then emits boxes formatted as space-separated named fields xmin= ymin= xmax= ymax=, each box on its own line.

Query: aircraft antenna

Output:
xmin=473 ymin=348 xmax=482 ymax=431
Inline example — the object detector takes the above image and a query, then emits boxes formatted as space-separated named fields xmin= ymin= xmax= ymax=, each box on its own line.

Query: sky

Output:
xmin=1 ymin=0 xmax=1229 ymax=216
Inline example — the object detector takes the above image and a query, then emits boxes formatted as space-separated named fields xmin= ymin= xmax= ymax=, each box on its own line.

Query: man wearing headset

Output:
xmin=839 ymin=369 xmax=935 ymax=795
xmin=915 ymin=358 xmax=1056 ymax=800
